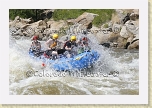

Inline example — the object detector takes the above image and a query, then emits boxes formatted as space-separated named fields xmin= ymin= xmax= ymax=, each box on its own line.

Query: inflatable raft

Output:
xmin=29 ymin=50 xmax=100 ymax=71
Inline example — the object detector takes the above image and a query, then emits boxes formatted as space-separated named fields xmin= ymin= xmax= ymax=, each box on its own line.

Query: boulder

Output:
xmin=75 ymin=12 xmax=99 ymax=29
xmin=14 ymin=16 xmax=20 ymax=21
xmin=47 ymin=20 xmax=54 ymax=28
xmin=130 ymin=9 xmax=139 ymax=21
xmin=66 ymin=19 xmax=75 ymax=25
xmin=38 ymin=33 xmax=44 ymax=40
xmin=95 ymin=31 xmax=110 ymax=44
xmin=112 ymin=23 xmax=122 ymax=33
xmin=108 ymin=32 xmax=120 ymax=43
xmin=128 ymin=40 xmax=139 ymax=49
xmin=12 ymin=29 xmax=24 ymax=36
xmin=20 ymin=17 xmax=33 ymax=24
xmin=120 ymin=26 xmax=130 ymax=38
xmin=9 ymin=16 xmax=21 ymax=27
xmin=120 ymin=20 xmax=139 ymax=40
xmin=112 ymin=9 xmax=126 ymax=24
xmin=90 ymin=26 xmax=101 ymax=35
xmin=48 ymin=20 xmax=68 ymax=35
xmin=117 ymin=37 xmax=127 ymax=48
xmin=125 ymin=20 xmax=139 ymax=35
xmin=31 ymin=20 xmax=47 ymax=27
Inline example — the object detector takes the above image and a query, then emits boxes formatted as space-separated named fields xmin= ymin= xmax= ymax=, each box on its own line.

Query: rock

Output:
xmin=133 ymin=33 xmax=139 ymax=40
xmin=20 ymin=24 xmax=31 ymax=29
xmin=110 ymin=42 xmax=118 ymax=47
xmin=14 ymin=16 xmax=20 ymax=21
xmin=120 ymin=26 xmax=130 ymax=38
xmin=49 ymin=20 xmax=68 ymax=32
xmin=119 ymin=19 xmax=139 ymax=49
xmin=112 ymin=9 xmax=125 ymax=24
xmin=23 ymin=26 xmax=36 ymax=36
xmin=9 ymin=21 xmax=14 ymax=27
xmin=130 ymin=9 xmax=139 ymax=21
xmin=108 ymin=32 xmax=120 ymax=42
xmin=89 ymin=26 xmax=101 ymax=35
xmin=117 ymin=37 xmax=127 ymax=48
xmin=108 ymin=21 xmax=113 ymax=28
xmin=21 ymin=18 xmax=33 ymax=24
xmin=9 ymin=16 xmax=21 ymax=27
xmin=39 ymin=20 xmax=47 ymax=27
xmin=47 ymin=20 xmax=54 ymax=28
xmin=75 ymin=12 xmax=99 ymax=29
xmin=13 ymin=29 xmax=24 ymax=36
xmin=31 ymin=20 xmax=47 ymax=27
xmin=38 ymin=33 xmax=44 ymax=40
xmin=125 ymin=20 xmax=139 ymax=35
xmin=100 ymin=43 xmax=110 ymax=48
xmin=95 ymin=31 xmax=110 ymax=44
xmin=66 ymin=19 xmax=75 ymax=25
xmin=112 ymin=23 xmax=122 ymax=33
xmin=128 ymin=40 xmax=139 ymax=49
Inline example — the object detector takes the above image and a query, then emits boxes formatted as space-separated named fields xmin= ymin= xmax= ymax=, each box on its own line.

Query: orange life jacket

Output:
xmin=50 ymin=40 xmax=57 ymax=48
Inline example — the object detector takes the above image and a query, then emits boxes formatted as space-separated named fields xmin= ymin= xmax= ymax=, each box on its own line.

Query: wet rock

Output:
xmin=100 ymin=43 xmax=110 ymax=48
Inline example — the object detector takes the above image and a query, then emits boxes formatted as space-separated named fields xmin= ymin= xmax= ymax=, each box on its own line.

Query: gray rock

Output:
xmin=128 ymin=40 xmax=139 ymax=49
xmin=120 ymin=26 xmax=130 ymax=38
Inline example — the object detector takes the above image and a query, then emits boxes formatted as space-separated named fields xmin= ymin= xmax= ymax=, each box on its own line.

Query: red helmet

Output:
xmin=33 ymin=36 xmax=38 ymax=40
xmin=82 ymin=37 xmax=88 ymax=41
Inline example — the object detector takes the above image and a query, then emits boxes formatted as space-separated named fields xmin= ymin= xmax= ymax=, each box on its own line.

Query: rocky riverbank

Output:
xmin=9 ymin=9 xmax=139 ymax=49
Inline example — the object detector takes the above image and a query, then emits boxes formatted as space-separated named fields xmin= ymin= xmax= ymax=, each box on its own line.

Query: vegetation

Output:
xmin=103 ymin=23 xmax=109 ymax=28
xmin=53 ymin=9 xmax=115 ymax=27
xmin=9 ymin=9 xmax=115 ymax=27
xmin=9 ymin=9 xmax=44 ymax=21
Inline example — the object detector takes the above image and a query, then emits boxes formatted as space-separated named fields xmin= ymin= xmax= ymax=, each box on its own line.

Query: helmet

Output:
xmin=82 ymin=37 xmax=88 ymax=41
xmin=52 ymin=34 xmax=59 ymax=39
xmin=70 ymin=35 xmax=76 ymax=41
xmin=33 ymin=36 xmax=38 ymax=40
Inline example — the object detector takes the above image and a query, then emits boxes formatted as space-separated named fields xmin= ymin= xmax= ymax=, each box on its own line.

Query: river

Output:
xmin=9 ymin=33 xmax=139 ymax=95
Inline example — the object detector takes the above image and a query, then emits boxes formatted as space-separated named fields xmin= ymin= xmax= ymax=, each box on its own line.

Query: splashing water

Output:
xmin=9 ymin=33 xmax=139 ymax=95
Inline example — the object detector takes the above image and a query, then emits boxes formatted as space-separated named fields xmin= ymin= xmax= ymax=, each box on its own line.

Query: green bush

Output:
xmin=52 ymin=9 xmax=115 ymax=27
xmin=103 ymin=24 xmax=109 ymax=28
xmin=9 ymin=9 xmax=44 ymax=21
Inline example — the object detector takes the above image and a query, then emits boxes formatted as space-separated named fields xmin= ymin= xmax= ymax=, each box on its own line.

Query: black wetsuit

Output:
xmin=57 ymin=40 xmax=77 ymax=54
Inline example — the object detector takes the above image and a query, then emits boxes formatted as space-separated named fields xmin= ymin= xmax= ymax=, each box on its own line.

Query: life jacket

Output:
xmin=49 ymin=39 xmax=57 ymax=49
xmin=31 ymin=41 xmax=40 ymax=51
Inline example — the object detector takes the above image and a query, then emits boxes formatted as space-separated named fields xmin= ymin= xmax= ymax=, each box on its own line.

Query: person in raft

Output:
xmin=29 ymin=35 xmax=41 ymax=56
xmin=44 ymin=33 xmax=65 ymax=59
xmin=44 ymin=35 xmax=78 ymax=58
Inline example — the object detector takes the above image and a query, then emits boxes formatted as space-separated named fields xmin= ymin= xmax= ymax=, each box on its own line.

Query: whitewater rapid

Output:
xmin=9 ymin=34 xmax=139 ymax=95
